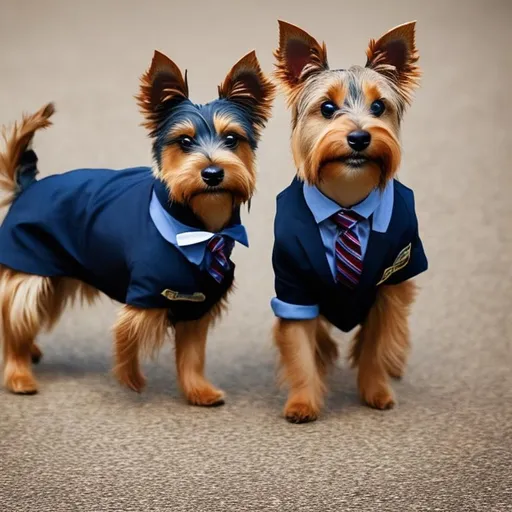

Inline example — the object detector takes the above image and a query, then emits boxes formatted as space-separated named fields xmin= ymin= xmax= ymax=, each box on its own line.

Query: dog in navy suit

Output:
xmin=272 ymin=21 xmax=427 ymax=422
xmin=0 ymin=50 xmax=274 ymax=404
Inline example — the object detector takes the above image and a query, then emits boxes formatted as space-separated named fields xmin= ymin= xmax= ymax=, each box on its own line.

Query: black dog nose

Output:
xmin=201 ymin=166 xmax=224 ymax=186
xmin=347 ymin=130 xmax=371 ymax=152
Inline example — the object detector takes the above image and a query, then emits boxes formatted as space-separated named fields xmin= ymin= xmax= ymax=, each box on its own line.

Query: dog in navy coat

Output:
xmin=0 ymin=50 xmax=274 ymax=404
xmin=272 ymin=21 xmax=427 ymax=422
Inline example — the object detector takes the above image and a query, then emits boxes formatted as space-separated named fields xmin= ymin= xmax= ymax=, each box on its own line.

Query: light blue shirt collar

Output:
xmin=149 ymin=191 xmax=249 ymax=267
xmin=303 ymin=179 xmax=394 ymax=233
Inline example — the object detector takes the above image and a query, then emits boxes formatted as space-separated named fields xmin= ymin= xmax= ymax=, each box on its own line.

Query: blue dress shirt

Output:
xmin=303 ymin=180 xmax=394 ymax=280
xmin=149 ymin=191 xmax=249 ymax=270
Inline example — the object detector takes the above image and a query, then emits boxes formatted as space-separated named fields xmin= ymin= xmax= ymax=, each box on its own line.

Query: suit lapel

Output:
xmin=294 ymin=181 xmax=337 ymax=289
xmin=297 ymin=219 xmax=335 ymax=288
xmin=358 ymin=228 xmax=391 ymax=290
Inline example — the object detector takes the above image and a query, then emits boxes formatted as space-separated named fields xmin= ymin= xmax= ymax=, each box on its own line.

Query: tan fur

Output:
xmin=325 ymin=81 xmax=346 ymax=108
xmin=0 ymin=256 xmax=231 ymax=398
xmin=363 ymin=82 xmax=382 ymax=104
xmin=0 ymin=265 xmax=98 ymax=393
xmin=218 ymin=50 xmax=276 ymax=138
xmin=315 ymin=316 xmax=338 ymax=376
xmin=274 ymin=20 xmax=329 ymax=107
xmin=113 ymin=290 xmax=231 ymax=398
xmin=318 ymin=162 xmax=381 ymax=208
xmin=213 ymin=113 xmax=248 ymax=139
xmin=136 ymin=50 xmax=189 ymax=136
xmin=366 ymin=21 xmax=421 ymax=108
xmin=175 ymin=314 xmax=224 ymax=406
xmin=113 ymin=305 xmax=169 ymax=392
xmin=290 ymin=78 xmax=401 ymax=192
xmin=349 ymin=281 xmax=416 ymax=409
xmin=190 ymin=193 xmax=234 ymax=232
xmin=273 ymin=22 xmax=421 ymax=421
xmin=273 ymin=318 xmax=326 ymax=423
xmin=0 ymin=103 xmax=54 ymax=208
xmin=160 ymin=143 xmax=256 ymax=229
xmin=273 ymin=316 xmax=338 ymax=423
xmin=1 ymin=267 xmax=52 ymax=394
xmin=350 ymin=280 xmax=417 ymax=381
xmin=168 ymin=120 xmax=196 ymax=139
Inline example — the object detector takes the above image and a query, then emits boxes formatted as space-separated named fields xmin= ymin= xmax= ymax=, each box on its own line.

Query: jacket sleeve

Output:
xmin=271 ymin=240 xmax=320 ymax=320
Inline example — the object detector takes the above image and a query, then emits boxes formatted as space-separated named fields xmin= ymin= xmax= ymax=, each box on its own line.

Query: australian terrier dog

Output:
xmin=271 ymin=21 xmax=427 ymax=422
xmin=0 ymin=50 xmax=274 ymax=405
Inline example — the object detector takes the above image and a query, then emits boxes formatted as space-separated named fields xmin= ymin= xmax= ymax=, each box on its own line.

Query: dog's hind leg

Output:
xmin=0 ymin=266 xmax=56 ymax=394
xmin=30 ymin=278 xmax=98 ymax=366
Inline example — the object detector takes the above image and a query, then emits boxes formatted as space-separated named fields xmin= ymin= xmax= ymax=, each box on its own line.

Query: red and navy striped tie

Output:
xmin=207 ymin=235 xmax=233 ymax=283
xmin=331 ymin=210 xmax=364 ymax=289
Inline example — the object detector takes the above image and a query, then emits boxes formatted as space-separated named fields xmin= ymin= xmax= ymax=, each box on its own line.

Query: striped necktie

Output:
xmin=331 ymin=210 xmax=364 ymax=288
xmin=207 ymin=235 xmax=233 ymax=283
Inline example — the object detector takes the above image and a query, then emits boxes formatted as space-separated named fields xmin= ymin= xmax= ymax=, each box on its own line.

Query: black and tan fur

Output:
xmin=0 ymin=50 xmax=275 ymax=405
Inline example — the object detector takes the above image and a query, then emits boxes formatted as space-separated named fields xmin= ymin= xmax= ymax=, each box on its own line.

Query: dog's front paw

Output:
xmin=361 ymin=385 xmax=396 ymax=410
xmin=186 ymin=385 xmax=225 ymax=407
xmin=284 ymin=397 xmax=320 ymax=424
xmin=5 ymin=370 xmax=38 ymax=395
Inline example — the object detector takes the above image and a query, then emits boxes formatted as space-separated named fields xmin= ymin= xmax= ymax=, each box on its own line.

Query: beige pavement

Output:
xmin=0 ymin=0 xmax=511 ymax=510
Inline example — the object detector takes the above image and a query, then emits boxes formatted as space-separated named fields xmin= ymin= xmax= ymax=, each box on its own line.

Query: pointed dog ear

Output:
xmin=218 ymin=50 xmax=276 ymax=136
xmin=137 ymin=50 xmax=189 ymax=136
xmin=274 ymin=20 xmax=328 ymax=105
xmin=366 ymin=21 xmax=421 ymax=105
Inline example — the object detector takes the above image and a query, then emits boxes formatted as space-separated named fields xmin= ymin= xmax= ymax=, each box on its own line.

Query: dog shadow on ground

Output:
xmin=13 ymin=330 xmax=423 ymax=421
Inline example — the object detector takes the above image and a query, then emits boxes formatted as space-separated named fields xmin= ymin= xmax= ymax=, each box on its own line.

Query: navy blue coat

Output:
xmin=272 ymin=177 xmax=428 ymax=332
xmin=0 ymin=167 xmax=235 ymax=323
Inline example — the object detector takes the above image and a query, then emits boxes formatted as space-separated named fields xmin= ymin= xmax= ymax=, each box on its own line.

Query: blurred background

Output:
xmin=0 ymin=0 xmax=511 ymax=510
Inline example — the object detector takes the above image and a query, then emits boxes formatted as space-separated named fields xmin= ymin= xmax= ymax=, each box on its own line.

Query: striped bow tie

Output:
xmin=207 ymin=235 xmax=234 ymax=283
xmin=331 ymin=210 xmax=364 ymax=289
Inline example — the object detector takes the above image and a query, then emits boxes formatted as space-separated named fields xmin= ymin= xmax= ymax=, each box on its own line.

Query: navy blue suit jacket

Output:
xmin=272 ymin=177 xmax=428 ymax=332
xmin=0 ymin=167 xmax=234 ymax=323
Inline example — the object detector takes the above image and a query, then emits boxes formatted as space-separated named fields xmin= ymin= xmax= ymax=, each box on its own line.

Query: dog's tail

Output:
xmin=0 ymin=103 xmax=55 ymax=208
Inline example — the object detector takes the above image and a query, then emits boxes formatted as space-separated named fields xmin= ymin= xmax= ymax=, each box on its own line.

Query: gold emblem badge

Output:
xmin=377 ymin=243 xmax=412 ymax=285
xmin=161 ymin=289 xmax=206 ymax=302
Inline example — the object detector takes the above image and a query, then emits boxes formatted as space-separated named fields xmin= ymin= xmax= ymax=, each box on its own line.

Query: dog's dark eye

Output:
xmin=370 ymin=99 xmax=386 ymax=117
xmin=224 ymin=133 xmax=239 ymax=150
xmin=179 ymin=136 xmax=194 ymax=151
xmin=320 ymin=101 xmax=337 ymax=119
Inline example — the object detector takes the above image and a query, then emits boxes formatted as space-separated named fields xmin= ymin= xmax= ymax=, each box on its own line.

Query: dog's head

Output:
xmin=137 ymin=50 xmax=275 ymax=229
xmin=274 ymin=21 xmax=420 ymax=192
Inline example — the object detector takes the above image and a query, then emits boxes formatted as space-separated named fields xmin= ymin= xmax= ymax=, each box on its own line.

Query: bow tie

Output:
xmin=149 ymin=187 xmax=249 ymax=273
xmin=177 ymin=227 xmax=246 ymax=283
xmin=177 ymin=230 xmax=245 ymax=284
